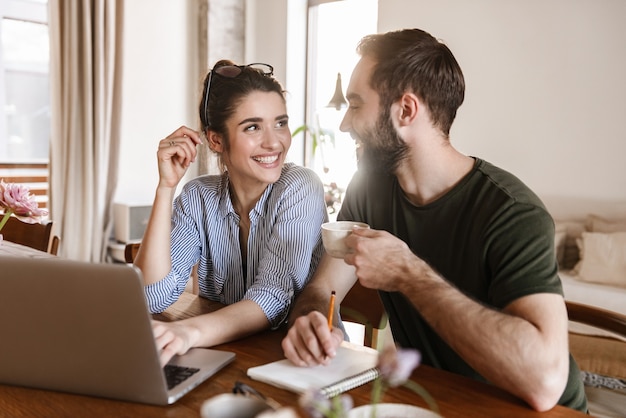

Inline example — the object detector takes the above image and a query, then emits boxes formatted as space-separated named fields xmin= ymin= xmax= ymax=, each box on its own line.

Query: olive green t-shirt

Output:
xmin=338 ymin=158 xmax=587 ymax=412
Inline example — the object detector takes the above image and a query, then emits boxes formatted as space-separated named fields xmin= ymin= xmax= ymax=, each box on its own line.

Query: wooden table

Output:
xmin=0 ymin=292 xmax=587 ymax=417
xmin=0 ymin=239 xmax=54 ymax=258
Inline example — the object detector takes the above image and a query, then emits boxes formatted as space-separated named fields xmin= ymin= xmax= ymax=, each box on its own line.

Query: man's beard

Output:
xmin=358 ymin=108 xmax=409 ymax=175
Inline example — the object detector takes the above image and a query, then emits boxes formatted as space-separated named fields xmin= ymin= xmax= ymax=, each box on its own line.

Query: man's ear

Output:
xmin=396 ymin=93 xmax=419 ymax=127
xmin=207 ymin=130 xmax=224 ymax=153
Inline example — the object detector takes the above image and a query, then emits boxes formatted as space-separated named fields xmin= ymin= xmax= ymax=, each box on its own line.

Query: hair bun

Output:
xmin=213 ymin=59 xmax=236 ymax=68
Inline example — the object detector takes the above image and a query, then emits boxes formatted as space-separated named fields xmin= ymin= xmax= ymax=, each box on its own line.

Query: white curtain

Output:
xmin=48 ymin=0 xmax=123 ymax=261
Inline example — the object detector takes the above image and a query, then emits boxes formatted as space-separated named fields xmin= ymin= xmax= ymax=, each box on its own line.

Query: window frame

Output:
xmin=0 ymin=0 xmax=49 ymax=164
xmin=0 ymin=0 xmax=49 ymax=209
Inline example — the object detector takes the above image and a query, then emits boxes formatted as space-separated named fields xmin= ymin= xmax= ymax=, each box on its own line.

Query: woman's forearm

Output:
xmin=135 ymin=186 xmax=177 ymax=284
xmin=185 ymin=300 xmax=271 ymax=347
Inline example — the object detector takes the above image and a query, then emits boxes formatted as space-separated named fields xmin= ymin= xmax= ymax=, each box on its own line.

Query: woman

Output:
xmin=135 ymin=60 xmax=327 ymax=366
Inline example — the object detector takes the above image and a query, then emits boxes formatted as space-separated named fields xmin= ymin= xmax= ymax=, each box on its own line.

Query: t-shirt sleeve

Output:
xmin=485 ymin=202 xmax=563 ymax=309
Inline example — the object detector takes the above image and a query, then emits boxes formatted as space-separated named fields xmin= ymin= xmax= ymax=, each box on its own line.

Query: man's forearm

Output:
xmin=402 ymin=267 xmax=569 ymax=411
xmin=288 ymin=255 xmax=357 ymax=327
xmin=288 ymin=284 xmax=330 ymax=326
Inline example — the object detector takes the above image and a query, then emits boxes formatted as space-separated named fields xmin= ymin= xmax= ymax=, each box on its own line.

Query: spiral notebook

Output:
xmin=247 ymin=341 xmax=379 ymax=398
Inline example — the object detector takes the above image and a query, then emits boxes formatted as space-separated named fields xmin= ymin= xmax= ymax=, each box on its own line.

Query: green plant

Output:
xmin=292 ymin=122 xmax=344 ymax=214
xmin=291 ymin=123 xmax=336 ymax=156
xmin=291 ymin=121 xmax=336 ymax=174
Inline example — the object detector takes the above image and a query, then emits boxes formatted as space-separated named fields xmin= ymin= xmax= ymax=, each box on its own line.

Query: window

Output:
xmin=0 ymin=0 xmax=49 ymax=208
xmin=306 ymin=0 xmax=377 ymax=217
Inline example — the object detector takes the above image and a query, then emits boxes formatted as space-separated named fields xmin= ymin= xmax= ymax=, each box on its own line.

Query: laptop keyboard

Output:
xmin=164 ymin=365 xmax=200 ymax=390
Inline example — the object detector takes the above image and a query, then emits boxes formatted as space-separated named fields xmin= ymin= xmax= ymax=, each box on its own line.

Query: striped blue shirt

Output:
xmin=144 ymin=163 xmax=328 ymax=328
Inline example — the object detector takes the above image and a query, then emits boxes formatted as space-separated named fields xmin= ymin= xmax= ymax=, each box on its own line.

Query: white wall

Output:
xmin=116 ymin=0 xmax=305 ymax=205
xmin=378 ymin=0 xmax=626 ymax=201
xmin=116 ymin=0 xmax=626 ymax=206
xmin=115 ymin=0 xmax=198 ymax=205
xmin=245 ymin=0 xmax=307 ymax=165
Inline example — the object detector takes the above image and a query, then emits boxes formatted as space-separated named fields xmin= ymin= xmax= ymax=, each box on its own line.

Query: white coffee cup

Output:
xmin=321 ymin=221 xmax=370 ymax=258
xmin=200 ymin=394 xmax=273 ymax=418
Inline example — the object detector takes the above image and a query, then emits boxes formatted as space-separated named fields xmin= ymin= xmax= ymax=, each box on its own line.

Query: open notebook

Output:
xmin=247 ymin=341 xmax=379 ymax=398
xmin=0 ymin=256 xmax=235 ymax=405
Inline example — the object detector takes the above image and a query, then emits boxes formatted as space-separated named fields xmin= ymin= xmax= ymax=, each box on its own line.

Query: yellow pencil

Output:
xmin=327 ymin=290 xmax=336 ymax=330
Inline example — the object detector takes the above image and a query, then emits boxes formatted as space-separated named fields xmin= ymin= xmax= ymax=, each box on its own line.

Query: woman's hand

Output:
xmin=151 ymin=319 xmax=201 ymax=366
xmin=157 ymin=126 xmax=202 ymax=189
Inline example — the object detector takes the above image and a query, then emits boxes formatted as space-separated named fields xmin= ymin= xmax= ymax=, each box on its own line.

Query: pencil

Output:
xmin=327 ymin=290 xmax=336 ymax=330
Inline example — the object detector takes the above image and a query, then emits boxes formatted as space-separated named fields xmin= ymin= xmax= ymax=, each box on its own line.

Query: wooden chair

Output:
xmin=124 ymin=242 xmax=141 ymax=264
xmin=50 ymin=235 xmax=60 ymax=256
xmin=1 ymin=215 xmax=56 ymax=254
xmin=340 ymin=280 xmax=387 ymax=348
xmin=124 ymin=241 xmax=198 ymax=294
xmin=566 ymin=301 xmax=626 ymax=337
xmin=565 ymin=301 xmax=626 ymax=417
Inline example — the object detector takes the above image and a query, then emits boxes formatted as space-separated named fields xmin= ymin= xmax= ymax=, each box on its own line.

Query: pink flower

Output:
xmin=300 ymin=345 xmax=434 ymax=418
xmin=299 ymin=388 xmax=353 ymax=418
xmin=0 ymin=180 xmax=48 ymax=224
xmin=377 ymin=346 xmax=421 ymax=387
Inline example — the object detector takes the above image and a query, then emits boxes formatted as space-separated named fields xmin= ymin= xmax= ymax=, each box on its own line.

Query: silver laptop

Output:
xmin=0 ymin=256 xmax=235 ymax=405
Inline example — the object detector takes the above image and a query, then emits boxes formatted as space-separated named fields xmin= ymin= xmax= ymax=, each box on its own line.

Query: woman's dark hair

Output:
xmin=198 ymin=59 xmax=285 ymax=138
xmin=357 ymin=29 xmax=465 ymax=137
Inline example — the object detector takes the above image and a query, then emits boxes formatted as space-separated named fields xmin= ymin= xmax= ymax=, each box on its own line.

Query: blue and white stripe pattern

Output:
xmin=144 ymin=163 xmax=328 ymax=328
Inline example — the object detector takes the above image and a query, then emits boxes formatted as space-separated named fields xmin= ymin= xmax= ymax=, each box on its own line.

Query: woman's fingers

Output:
xmin=155 ymin=127 xmax=204 ymax=187
xmin=151 ymin=320 xmax=188 ymax=366
xmin=168 ymin=126 xmax=202 ymax=145
xmin=159 ymin=129 xmax=200 ymax=167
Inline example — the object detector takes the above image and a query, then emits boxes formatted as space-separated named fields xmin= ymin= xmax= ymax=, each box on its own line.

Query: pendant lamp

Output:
xmin=326 ymin=73 xmax=347 ymax=110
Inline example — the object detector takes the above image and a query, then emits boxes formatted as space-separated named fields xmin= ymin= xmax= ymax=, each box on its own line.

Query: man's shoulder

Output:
xmin=474 ymin=158 xmax=545 ymax=209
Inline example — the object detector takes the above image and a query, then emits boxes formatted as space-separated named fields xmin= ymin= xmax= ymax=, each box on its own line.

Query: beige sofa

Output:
xmin=542 ymin=196 xmax=626 ymax=417
xmin=542 ymin=196 xmax=626 ymax=316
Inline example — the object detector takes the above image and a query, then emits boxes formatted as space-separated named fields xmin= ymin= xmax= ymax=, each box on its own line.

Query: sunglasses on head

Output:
xmin=203 ymin=63 xmax=274 ymax=128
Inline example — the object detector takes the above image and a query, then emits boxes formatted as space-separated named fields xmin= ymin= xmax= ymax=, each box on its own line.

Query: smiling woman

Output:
xmin=132 ymin=59 xmax=329 ymax=367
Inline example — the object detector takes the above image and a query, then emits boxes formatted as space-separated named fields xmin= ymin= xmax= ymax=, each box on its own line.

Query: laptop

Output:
xmin=0 ymin=256 xmax=235 ymax=405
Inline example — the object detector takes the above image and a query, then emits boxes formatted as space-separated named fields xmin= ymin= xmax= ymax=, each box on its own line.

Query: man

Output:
xmin=282 ymin=28 xmax=587 ymax=412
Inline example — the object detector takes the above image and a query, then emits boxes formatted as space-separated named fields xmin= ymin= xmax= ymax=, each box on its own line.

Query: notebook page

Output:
xmin=247 ymin=341 xmax=378 ymax=395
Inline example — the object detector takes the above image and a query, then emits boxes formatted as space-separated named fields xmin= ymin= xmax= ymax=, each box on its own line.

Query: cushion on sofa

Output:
xmin=556 ymin=214 xmax=626 ymax=273
xmin=555 ymin=221 xmax=586 ymax=270
xmin=574 ymin=232 xmax=626 ymax=288
xmin=586 ymin=214 xmax=626 ymax=233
